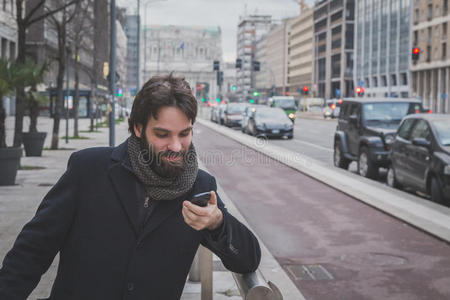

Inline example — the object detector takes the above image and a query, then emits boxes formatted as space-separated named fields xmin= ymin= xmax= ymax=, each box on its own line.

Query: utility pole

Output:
xmin=65 ymin=43 xmax=70 ymax=144
xmin=109 ymin=0 xmax=116 ymax=147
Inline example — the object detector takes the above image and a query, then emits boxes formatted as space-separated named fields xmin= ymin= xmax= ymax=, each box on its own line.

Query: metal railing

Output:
xmin=189 ymin=246 xmax=283 ymax=300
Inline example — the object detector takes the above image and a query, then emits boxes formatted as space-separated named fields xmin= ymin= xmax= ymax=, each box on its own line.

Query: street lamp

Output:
xmin=142 ymin=0 xmax=167 ymax=81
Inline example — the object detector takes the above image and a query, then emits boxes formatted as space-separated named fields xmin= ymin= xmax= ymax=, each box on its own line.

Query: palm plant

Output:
xmin=0 ymin=60 xmax=17 ymax=148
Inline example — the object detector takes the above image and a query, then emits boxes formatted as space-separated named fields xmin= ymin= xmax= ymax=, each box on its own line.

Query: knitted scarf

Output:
xmin=127 ymin=134 xmax=198 ymax=201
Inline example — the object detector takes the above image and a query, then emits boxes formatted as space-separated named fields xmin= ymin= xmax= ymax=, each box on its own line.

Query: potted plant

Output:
xmin=0 ymin=60 xmax=23 ymax=185
xmin=22 ymin=61 xmax=48 ymax=157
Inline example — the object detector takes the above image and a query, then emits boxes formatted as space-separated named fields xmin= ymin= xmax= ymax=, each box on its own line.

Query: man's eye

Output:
xmin=156 ymin=134 xmax=168 ymax=138
xmin=179 ymin=132 xmax=190 ymax=137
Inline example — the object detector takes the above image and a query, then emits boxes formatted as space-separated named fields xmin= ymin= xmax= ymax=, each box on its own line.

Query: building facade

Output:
xmin=354 ymin=0 xmax=411 ymax=99
xmin=125 ymin=15 xmax=139 ymax=96
xmin=1 ymin=0 xmax=18 ymax=115
xmin=236 ymin=15 xmax=272 ymax=100
xmin=411 ymin=0 xmax=450 ymax=113
xmin=313 ymin=0 xmax=355 ymax=99
xmin=143 ymin=25 xmax=222 ymax=102
xmin=288 ymin=7 xmax=314 ymax=99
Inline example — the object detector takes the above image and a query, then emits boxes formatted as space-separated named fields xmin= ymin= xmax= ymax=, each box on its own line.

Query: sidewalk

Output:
xmin=0 ymin=116 xmax=245 ymax=300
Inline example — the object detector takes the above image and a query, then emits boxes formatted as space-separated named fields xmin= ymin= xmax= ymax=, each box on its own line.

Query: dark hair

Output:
xmin=128 ymin=73 xmax=197 ymax=135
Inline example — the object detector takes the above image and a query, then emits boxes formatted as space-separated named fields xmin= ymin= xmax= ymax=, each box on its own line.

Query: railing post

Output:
xmin=188 ymin=250 xmax=201 ymax=282
xmin=200 ymin=246 xmax=213 ymax=300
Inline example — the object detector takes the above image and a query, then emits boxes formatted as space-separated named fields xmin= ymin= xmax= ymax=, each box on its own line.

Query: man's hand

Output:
xmin=182 ymin=191 xmax=223 ymax=231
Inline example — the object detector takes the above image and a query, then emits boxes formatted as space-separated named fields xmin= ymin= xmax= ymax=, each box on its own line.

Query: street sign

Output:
xmin=335 ymin=89 xmax=341 ymax=97
xmin=442 ymin=93 xmax=447 ymax=100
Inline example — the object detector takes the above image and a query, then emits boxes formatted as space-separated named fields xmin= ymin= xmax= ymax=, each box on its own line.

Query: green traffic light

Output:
xmin=201 ymin=98 xmax=205 ymax=102
xmin=249 ymin=99 xmax=254 ymax=104
xmin=253 ymin=92 xmax=259 ymax=97
xmin=232 ymin=85 xmax=236 ymax=91
xmin=216 ymin=98 xmax=220 ymax=102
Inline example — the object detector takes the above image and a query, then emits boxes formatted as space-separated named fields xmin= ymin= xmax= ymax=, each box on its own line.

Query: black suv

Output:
xmin=333 ymin=98 xmax=424 ymax=179
xmin=387 ymin=114 xmax=450 ymax=204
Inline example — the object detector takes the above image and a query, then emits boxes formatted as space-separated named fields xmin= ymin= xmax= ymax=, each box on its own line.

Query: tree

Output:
xmin=13 ymin=0 xmax=80 ymax=148
xmin=68 ymin=0 xmax=93 ymax=137
xmin=47 ymin=0 xmax=80 ymax=149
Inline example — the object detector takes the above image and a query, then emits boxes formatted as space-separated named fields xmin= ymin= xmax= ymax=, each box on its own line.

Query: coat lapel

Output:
xmin=107 ymin=140 xmax=140 ymax=236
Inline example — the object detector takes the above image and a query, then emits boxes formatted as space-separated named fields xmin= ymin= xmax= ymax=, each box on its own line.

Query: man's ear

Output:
xmin=134 ymin=124 xmax=143 ymax=138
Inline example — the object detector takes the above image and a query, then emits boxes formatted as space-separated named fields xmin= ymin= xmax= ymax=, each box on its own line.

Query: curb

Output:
xmin=197 ymin=118 xmax=450 ymax=243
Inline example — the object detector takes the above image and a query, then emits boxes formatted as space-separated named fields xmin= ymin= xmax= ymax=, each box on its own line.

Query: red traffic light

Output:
xmin=303 ymin=86 xmax=309 ymax=92
xmin=413 ymin=48 xmax=420 ymax=55
xmin=356 ymin=87 xmax=362 ymax=94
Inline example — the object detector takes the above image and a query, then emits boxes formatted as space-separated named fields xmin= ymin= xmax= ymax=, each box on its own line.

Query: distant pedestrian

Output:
xmin=0 ymin=74 xmax=261 ymax=300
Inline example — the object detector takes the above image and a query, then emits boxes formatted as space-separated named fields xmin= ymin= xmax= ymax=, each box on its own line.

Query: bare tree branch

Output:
xmin=23 ymin=0 xmax=46 ymax=24
xmin=27 ymin=0 xmax=81 ymax=26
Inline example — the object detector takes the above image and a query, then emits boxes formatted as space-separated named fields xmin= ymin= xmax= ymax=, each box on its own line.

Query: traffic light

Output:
xmin=201 ymin=98 xmax=205 ymax=102
xmin=253 ymin=61 xmax=260 ymax=71
xmin=302 ymin=86 xmax=309 ymax=95
xmin=232 ymin=85 xmax=237 ymax=91
xmin=355 ymin=86 xmax=365 ymax=96
xmin=412 ymin=47 xmax=420 ymax=61
xmin=216 ymin=97 xmax=220 ymax=102
xmin=116 ymin=88 xmax=123 ymax=97
xmin=236 ymin=58 xmax=242 ymax=69
xmin=253 ymin=91 xmax=259 ymax=97
xmin=213 ymin=60 xmax=220 ymax=71
xmin=249 ymin=99 xmax=255 ymax=104
xmin=216 ymin=71 xmax=223 ymax=86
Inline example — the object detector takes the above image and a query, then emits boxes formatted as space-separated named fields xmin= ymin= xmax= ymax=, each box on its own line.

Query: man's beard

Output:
xmin=138 ymin=137 xmax=189 ymax=178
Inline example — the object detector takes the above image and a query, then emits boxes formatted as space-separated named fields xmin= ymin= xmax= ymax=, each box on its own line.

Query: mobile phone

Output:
xmin=190 ymin=192 xmax=211 ymax=207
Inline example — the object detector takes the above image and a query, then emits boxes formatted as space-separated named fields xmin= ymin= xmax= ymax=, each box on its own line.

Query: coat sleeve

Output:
xmin=0 ymin=152 xmax=80 ymax=300
xmin=200 ymin=176 xmax=261 ymax=274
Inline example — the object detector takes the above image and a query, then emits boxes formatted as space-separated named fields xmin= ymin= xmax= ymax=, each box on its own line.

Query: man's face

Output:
xmin=133 ymin=106 xmax=193 ymax=178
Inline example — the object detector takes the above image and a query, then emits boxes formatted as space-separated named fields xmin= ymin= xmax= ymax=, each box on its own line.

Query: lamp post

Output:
xmin=65 ymin=43 xmax=71 ymax=144
xmin=110 ymin=0 xmax=116 ymax=147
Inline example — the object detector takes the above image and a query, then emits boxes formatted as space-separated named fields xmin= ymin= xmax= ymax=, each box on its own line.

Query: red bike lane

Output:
xmin=194 ymin=123 xmax=450 ymax=300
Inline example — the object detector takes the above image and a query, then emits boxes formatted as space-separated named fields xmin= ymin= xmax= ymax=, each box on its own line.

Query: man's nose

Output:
xmin=167 ymin=138 xmax=182 ymax=153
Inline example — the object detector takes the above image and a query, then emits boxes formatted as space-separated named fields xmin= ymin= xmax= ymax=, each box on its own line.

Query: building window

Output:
xmin=435 ymin=26 xmax=440 ymax=37
xmin=9 ymin=41 xmax=15 ymax=60
xmin=436 ymin=5 xmax=440 ymax=17
xmin=427 ymin=45 xmax=431 ymax=61
xmin=382 ymin=75 xmax=387 ymax=86
xmin=391 ymin=74 xmax=397 ymax=86
xmin=428 ymin=4 xmax=433 ymax=20
xmin=401 ymin=73 xmax=408 ymax=85
xmin=443 ymin=43 xmax=447 ymax=60
xmin=373 ymin=76 xmax=378 ymax=87
xmin=444 ymin=23 xmax=448 ymax=38
xmin=365 ymin=77 xmax=370 ymax=88
xmin=414 ymin=31 xmax=418 ymax=45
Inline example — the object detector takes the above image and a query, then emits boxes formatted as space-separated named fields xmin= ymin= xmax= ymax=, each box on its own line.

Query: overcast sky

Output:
xmin=118 ymin=0 xmax=314 ymax=62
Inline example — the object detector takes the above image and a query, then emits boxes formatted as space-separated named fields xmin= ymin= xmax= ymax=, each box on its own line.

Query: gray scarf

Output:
xmin=127 ymin=135 xmax=198 ymax=201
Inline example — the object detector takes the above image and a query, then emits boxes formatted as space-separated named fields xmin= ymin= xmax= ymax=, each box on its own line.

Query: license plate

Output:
xmin=272 ymin=129 xmax=280 ymax=134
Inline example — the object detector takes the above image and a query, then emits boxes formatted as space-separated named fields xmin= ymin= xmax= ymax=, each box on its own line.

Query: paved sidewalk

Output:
xmin=0 ymin=116 xmax=245 ymax=300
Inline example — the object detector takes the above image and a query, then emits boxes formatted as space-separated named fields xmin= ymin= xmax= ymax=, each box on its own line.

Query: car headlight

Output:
xmin=384 ymin=134 xmax=395 ymax=145
xmin=285 ymin=123 xmax=293 ymax=129
xmin=444 ymin=165 xmax=450 ymax=175
xmin=288 ymin=113 xmax=296 ymax=119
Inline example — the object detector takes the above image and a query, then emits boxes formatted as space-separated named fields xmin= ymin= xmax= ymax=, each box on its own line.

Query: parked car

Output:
xmin=268 ymin=96 xmax=297 ymax=123
xmin=245 ymin=106 xmax=294 ymax=139
xmin=210 ymin=105 xmax=218 ymax=123
xmin=213 ymin=104 xmax=226 ymax=124
xmin=223 ymin=103 xmax=248 ymax=127
xmin=241 ymin=105 xmax=262 ymax=133
xmin=323 ymin=99 xmax=342 ymax=119
xmin=387 ymin=114 xmax=450 ymax=204
xmin=333 ymin=98 xmax=425 ymax=179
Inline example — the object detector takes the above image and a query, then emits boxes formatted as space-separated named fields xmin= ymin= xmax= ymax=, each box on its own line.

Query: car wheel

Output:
xmin=358 ymin=147 xmax=378 ymax=179
xmin=431 ymin=176 xmax=445 ymax=205
xmin=387 ymin=165 xmax=402 ymax=189
xmin=334 ymin=141 xmax=350 ymax=169
xmin=287 ymin=135 xmax=293 ymax=140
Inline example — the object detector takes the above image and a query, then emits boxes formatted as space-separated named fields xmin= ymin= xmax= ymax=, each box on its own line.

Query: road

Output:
xmin=193 ymin=116 xmax=450 ymax=299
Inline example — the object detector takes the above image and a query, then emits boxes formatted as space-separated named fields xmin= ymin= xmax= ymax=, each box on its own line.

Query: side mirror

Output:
xmin=412 ymin=138 xmax=431 ymax=150
xmin=349 ymin=115 xmax=358 ymax=125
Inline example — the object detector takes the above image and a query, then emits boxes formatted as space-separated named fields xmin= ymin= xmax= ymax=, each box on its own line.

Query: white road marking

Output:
xmin=291 ymin=139 xmax=333 ymax=152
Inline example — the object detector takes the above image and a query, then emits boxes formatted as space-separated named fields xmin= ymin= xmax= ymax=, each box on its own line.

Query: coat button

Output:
xmin=127 ymin=282 xmax=134 ymax=291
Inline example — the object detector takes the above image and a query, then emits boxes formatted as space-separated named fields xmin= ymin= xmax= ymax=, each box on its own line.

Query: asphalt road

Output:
xmin=193 ymin=120 xmax=450 ymax=300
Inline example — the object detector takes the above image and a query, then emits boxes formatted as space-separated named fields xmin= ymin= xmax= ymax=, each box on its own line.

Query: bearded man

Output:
xmin=0 ymin=74 xmax=261 ymax=300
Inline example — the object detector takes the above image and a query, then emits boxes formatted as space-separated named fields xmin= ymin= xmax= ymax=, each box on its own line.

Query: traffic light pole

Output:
xmin=109 ymin=0 xmax=116 ymax=147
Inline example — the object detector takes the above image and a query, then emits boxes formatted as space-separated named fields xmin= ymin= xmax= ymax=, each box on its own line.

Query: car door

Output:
xmin=391 ymin=119 xmax=416 ymax=184
xmin=347 ymin=103 xmax=362 ymax=156
xmin=405 ymin=119 xmax=433 ymax=191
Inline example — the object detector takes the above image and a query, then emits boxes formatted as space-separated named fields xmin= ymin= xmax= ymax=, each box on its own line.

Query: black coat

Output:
xmin=0 ymin=140 xmax=261 ymax=300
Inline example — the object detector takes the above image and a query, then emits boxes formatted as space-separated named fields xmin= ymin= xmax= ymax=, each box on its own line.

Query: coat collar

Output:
xmin=107 ymin=138 xmax=194 ymax=240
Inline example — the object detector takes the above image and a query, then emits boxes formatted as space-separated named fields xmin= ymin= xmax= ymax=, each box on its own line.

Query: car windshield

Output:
xmin=275 ymin=99 xmax=296 ymax=109
xmin=432 ymin=120 xmax=450 ymax=146
xmin=362 ymin=103 xmax=410 ymax=126
xmin=256 ymin=108 xmax=288 ymax=120
xmin=227 ymin=105 xmax=246 ymax=114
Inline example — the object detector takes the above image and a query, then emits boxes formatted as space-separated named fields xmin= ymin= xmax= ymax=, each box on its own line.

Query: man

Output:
xmin=0 ymin=74 xmax=261 ymax=300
